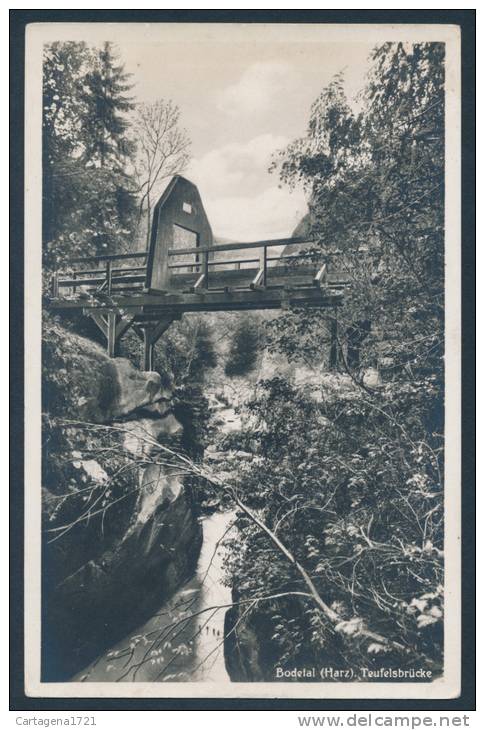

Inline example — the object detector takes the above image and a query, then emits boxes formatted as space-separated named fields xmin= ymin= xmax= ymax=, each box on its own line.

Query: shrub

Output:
xmin=224 ymin=316 xmax=260 ymax=376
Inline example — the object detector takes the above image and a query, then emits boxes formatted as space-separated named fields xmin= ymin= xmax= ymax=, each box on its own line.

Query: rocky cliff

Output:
xmin=41 ymin=317 xmax=202 ymax=680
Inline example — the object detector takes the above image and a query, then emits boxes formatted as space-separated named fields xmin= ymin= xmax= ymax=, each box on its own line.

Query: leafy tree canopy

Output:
xmin=42 ymin=42 xmax=138 ymax=271
xmin=228 ymin=42 xmax=445 ymax=676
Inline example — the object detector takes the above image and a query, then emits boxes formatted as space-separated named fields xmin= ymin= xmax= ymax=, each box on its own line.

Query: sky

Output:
xmin=115 ymin=29 xmax=375 ymax=241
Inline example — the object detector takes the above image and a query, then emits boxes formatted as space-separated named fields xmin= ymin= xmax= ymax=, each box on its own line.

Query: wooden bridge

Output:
xmin=50 ymin=176 xmax=346 ymax=370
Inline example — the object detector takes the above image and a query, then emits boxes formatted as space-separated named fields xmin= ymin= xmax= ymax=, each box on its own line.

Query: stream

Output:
xmin=76 ymin=510 xmax=235 ymax=683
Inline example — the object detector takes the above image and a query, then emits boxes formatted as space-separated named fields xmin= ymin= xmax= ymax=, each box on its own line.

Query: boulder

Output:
xmin=205 ymin=450 xmax=227 ymax=463
xmin=227 ymin=450 xmax=253 ymax=462
xmin=108 ymin=359 xmax=162 ymax=420
xmin=224 ymin=604 xmax=273 ymax=682
xmin=137 ymin=464 xmax=184 ymax=525
xmin=42 ymin=450 xmax=202 ymax=680
xmin=157 ymin=413 xmax=184 ymax=437
xmin=122 ymin=415 xmax=183 ymax=457
xmin=41 ymin=318 xmax=202 ymax=681
xmin=139 ymin=397 xmax=172 ymax=418
xmin=42 ymin=319 xmax=166 ymax=423
xmin=362 ymin=367 xmax=382 ymax=387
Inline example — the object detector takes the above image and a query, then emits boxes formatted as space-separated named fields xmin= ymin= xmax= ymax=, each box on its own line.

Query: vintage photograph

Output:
xmin=23 ymin=21 xmax=462 ymax=699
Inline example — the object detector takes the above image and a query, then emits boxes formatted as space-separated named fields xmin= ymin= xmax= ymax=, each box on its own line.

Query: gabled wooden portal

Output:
xmin=50 ymin=176 xmax=347 ymax=371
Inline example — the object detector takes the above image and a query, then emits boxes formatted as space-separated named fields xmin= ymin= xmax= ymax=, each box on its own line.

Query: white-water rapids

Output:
xmin=75 ymin=510 xmax=235 ymax=683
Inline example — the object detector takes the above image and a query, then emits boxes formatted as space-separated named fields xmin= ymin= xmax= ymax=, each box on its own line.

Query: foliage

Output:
xmin=226 ymin=43 xmax=445 ymax=676
xmin=42 ymin=42 xmax=138 ymax=273
xmin=226 ymin=374 xmax=443 ymax=673
xmin=81 ymin=42 xmax=135 ymax=169
xmin=224 ymin=315 xmax=261 ymax=376
xmin=42 ymin=417 xmax=140 ymax=583
xmin=42 ymin=312 xmax=120 ymax=418
xmin=134 ymin=100 xmax=191 ymax=246
xmin=154 ymin=317 xmax=218 ymax=458
xmin=192 ymin=320 xmax=219 ymax=371
xmin=41 ymin=40 xmax=446 ymax=679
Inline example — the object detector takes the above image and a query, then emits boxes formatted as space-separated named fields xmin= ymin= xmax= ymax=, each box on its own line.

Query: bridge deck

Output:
xmin=49 ymin=236 xmax=346 ymax=369
xmin=51 ymin=236 xmax=346 ymax=315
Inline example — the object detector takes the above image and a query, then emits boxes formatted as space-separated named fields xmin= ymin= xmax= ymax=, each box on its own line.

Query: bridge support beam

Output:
xmin=107 ymin=312 xmax=117 ymax=358
xmin=86 ymin=310 xmax=135 ymax=359
xmin=143 ymin=333 xmax=154 ymax=373
xmin=141 ymin=315 xmax=180 ymax=371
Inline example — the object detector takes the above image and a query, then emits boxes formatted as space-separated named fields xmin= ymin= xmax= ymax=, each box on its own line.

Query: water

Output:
xmin=75 ymin=510 xmax=235 ymax=683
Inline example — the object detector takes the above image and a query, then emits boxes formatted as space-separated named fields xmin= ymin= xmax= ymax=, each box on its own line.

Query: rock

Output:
xmin=157 ymin=413 xmax=184 ymax=437
xmin=109 ymin=359 xmax=162 ymax=420
xmin=205 ymin=450 xmax=227 ymax=463
xmin=122 ymin=415 xmax=183 ymax=457
xmin=42 ymin=320 xmax=165 ymax=423
xmin=362 ymin=367 xmax=382 ymax=387
xmin=224 ymin=605 xmax=271 ymax=682
xmin=207 ymin=394 xmax=226 ymax=411
xmin=139 ymin=397 xmax=172 ymax=418
xmin=42 ymin=455 xmax=202 ymax=680
xmin=137 ymin=465 xmax=183 ymax=525
xmin=218 ymin=409 xmax=243 ymax=433
xmin=122 ymin=418 xmax=163 ymax=457
xmin=227 ymin=450 xmax=253 ymax=462
xmin=41 ymin=319 xmax=202 ymax=681
xmin=74 ymin=459 xmax=108 ymax=483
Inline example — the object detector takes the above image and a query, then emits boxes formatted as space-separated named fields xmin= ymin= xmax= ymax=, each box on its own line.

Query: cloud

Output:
xmin=204 ymin=185 xmax=307 ymax=242
xmin=186 ymin=133 xmax=306 ymax=240
xmin=187 ymin=133 xmax=289 ymax=200
xmin=216 ymin=61 xmax=296 ymax=117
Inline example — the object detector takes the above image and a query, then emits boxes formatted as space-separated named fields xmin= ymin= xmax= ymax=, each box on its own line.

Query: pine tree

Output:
xmin=80 ymin=43 xmax=137 ymax=254
xmin=42 ymin=42 xmax=138 ymax=269
xmin=190 ymin=321 xmax=218 ymax=376
xmin=42 ymin=42 xmax=90 ymax=257
xmin=225 ymin=317 xmax=260 ymax=376
xmin=82 ymin=42 xmax=135 ymax=169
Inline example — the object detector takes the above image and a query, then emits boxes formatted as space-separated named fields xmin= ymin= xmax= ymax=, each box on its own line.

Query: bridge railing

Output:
xmin=51 ymin=237 xmax=331 ymax=297
xmin=52 ymin=251 xmax=148 ymax=297
xmin=165 ymin=236 xmax=327 ymax=292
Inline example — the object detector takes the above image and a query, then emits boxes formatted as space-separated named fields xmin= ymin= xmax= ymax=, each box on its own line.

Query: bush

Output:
xmin=224 ymin=316 xmax=260 ymax=376
xmin=190 ymin=320 xmax=218 ymax=374
xmin=222 ymin=42 xmax=445 ymax=679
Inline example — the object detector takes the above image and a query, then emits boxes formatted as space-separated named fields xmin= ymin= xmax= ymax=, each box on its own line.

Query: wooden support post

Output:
xmin=251 ymin=247 xmax=268 ymax=290
xmin=51 ymin=272 xmax=59 ymax=298
xmin=143 ymin=330 xmax=154 ymax=372
xmin=141 ymin=316 xmax=180 ymax=371
xmin=203 ymin=250 xmax=209 ymax=289
xmin=313 ymin=263 xmax=328 ymax=288
xmin=132 ymin=324 xmax=145 ymax=342
xmin=87 ymin=310 xmax=133 ymax=359
xmin=87 ymin=311 xmax=108 ymax=339
xmin=115 ymin=316 xmax=135 ymax=341
xmin=106 ymin=260 xmax=113 ymax=295
xmin=261 ymin=245 xmax=267 ymax=287
xmin=329 ymin=311 xmax=339 ymax=371
xmin=107 ymin=311 xmax=117 ymax=358
xmin=250 ymin=269 xmax=263 ymax=289
xmin=151 ymin=316 xmax=179 ymax=344
xmin=191 ymin=272 xmax=206 ymax=292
